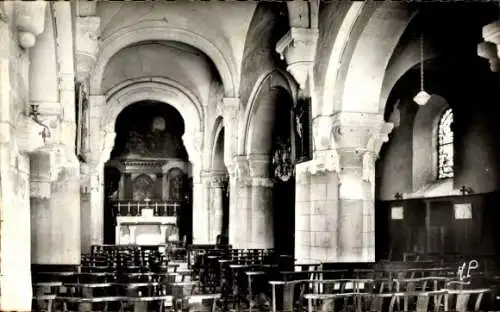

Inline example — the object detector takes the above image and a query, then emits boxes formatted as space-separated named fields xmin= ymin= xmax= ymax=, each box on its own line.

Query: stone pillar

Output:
xmin=332 ymin=112 xmax=393 ymax=262
xmin=80 ymin=162 xmax=104 ymax=253
xmin=294 ymin=114 xmax=340 ymax=263
xmin=80 ymin=95 xmax=107 ymax=250
xmin=193 ymin=171 xmax=211 ymax=244
xmin=209 ymin=173 xmax=226 ymax=242
xmin=248 ymin=154 xmax=274 ymax=249
xmin=229 ymin=156 xmax=251 ymax=248
xmin=31 ymin=146 xmax=81 ymax=265
xmin=295 ymin=160 xmax=339 ymax=263
xmin=0 ymin=3 xmax=50 ymax=310
xmin=0 ymin=54 xmax=33 ymax=310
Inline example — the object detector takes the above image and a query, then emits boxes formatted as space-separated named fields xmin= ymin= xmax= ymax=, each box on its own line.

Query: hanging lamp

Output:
xmin=414 ymin=31 xmax=431 ymax=106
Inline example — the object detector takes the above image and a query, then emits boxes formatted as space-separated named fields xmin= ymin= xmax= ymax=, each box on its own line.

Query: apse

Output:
xmin=103 ymin=100 xmax=192 ymax=245
xmin=110 ymin=100 xmax=188 ymax=161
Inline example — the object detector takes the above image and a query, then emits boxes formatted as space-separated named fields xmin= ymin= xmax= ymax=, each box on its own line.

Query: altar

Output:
xmin=106 ymin=156 xmax=190 ymax=246
xmin=115 ymin=208 xmax=178 ymax=245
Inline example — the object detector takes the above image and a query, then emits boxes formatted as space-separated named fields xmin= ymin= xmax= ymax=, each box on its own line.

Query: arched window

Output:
xmin=437 ymin=108 xmax=454 ymax=179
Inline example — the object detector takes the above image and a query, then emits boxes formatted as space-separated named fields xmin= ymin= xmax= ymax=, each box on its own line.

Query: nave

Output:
xmin=3 ymin=1 xmax=500 ymax=311
xmin=32 ymin=244 xmax=500 ymax=312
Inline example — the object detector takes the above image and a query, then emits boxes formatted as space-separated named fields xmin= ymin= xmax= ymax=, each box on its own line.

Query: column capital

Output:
xmin=75 ymin=16 xmax=100 ymax=78
xmin=210 ymin=173 xmax=228 ymax=188
xmin=331 ymin=112 xmax=393 ymax=156
xmin=276 ymin=27 xmax=318 ymax=90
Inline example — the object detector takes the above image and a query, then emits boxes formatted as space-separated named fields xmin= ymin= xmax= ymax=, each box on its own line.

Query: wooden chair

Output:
xmin=122 ymin=295 xmax=172 ymax=312
xmin=444 ymin=288 xmax=491 ymax=312
xmin=185 ymin=293 xmax=221 ymax=312
xmin=32 ymin=294 xmax=57 ymax=312
xmin=388 ymin=290 xmax=446 ymax=312
xmin=57 ymin=296 xmax=126 ymax=312
xmin=304 ymin=279 xmax=375 ymax=312
xmin=304 ymin=292 xmax=357 ymax=312
xmin=269 ymin=280 xmax=304 ymax=312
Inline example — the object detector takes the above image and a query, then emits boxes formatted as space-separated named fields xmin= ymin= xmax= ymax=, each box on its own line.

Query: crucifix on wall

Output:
xmin=293 ymin=97 xmax=313 ymax=163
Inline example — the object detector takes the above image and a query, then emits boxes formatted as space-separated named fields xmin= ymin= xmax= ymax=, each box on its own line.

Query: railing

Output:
xmin=112 ymin=200 xmax=181 ymax=217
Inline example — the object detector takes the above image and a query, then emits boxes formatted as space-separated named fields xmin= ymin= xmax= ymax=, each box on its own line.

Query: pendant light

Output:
xmin=414 ymin=31 xmax=431 ymax=106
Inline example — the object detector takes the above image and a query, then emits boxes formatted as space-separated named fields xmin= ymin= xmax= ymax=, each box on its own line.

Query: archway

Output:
xmin=103 ymin=100 xmax=191 ymax=245
xmin=245 ymin=83 xmax=296 ymax=254
xmin=211 ymin=121 xmax=230 ymax=244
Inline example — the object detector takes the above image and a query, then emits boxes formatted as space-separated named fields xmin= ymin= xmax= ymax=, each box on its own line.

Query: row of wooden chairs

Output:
xmin=185 ymin=246 xmax=500 ymax=312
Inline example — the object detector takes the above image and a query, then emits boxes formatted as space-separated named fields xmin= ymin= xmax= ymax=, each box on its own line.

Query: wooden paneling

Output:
xmin=377 ymin=192 xmax=500 ymax=259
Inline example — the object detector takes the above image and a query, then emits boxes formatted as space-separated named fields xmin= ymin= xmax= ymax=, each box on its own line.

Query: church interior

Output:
xmin=2 ymin=0 xmax=500 ymax=311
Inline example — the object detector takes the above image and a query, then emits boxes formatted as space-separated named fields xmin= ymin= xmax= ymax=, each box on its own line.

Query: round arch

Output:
xmin=321 ymin=2 xmax=414 ymax=115
xmin=412 ymin=94 xmax=450 ymax=192
xmin=240 ymin=69 xmax=296 ymax=155
xmin=339 ymin=2 xmax=415 ymax=113
xmin=90 ymin=20 xmax=238 ymax=97
xmin=209 ymin=116 xmax=225 ymax=170
xmin=320 ymin=2 xmax=367 ymax=116
xmin=101 ymin=80 xmax=204 ymax=177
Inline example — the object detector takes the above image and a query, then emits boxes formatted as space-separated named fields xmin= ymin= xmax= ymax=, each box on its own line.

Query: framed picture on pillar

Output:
xmin=293 ymin=97 xmax=313 ymax=163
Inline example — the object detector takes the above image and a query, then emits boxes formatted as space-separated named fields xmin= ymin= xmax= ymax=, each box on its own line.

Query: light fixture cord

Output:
xmin=420 ymin=31 xmax=425 ymax=92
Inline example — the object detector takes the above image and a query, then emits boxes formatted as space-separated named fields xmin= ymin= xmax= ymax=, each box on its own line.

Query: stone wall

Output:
xmin=0 ymin=5 xmax=35 ymax=310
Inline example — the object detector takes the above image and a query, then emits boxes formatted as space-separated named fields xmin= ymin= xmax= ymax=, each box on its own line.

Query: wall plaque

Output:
xmin=454 ymin=203 xmax=472 ymax=219
xmin=391 ymin=206 xmax=404 ymax=220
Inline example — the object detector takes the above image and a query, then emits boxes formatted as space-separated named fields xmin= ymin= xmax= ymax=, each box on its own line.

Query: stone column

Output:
xmin=294 ymin=115 xmax=340 ymax=263
xmin=193 ymin=171 xmax=211 ymax=244
xmin=221 ymin=97 xmax=241 ymax=247
xmin=31 ymin=146 xmax=81 ymax=265
xmin=0 ymin=45 xmax=34 ymax=311
xmin=79 ymin=95 xmax=107 ymax=250
xmin=248 ymin=154 xmax=274 ymax=249
xmin=209 ymin=173 xmax=226 ymax=242
xmin=229 ymin=156 xmax=251 ymax=248
xmin=332 ymin=112 xmax=393 ymax=262
xmin=80 ymin=162 xmax=104 ymax=253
